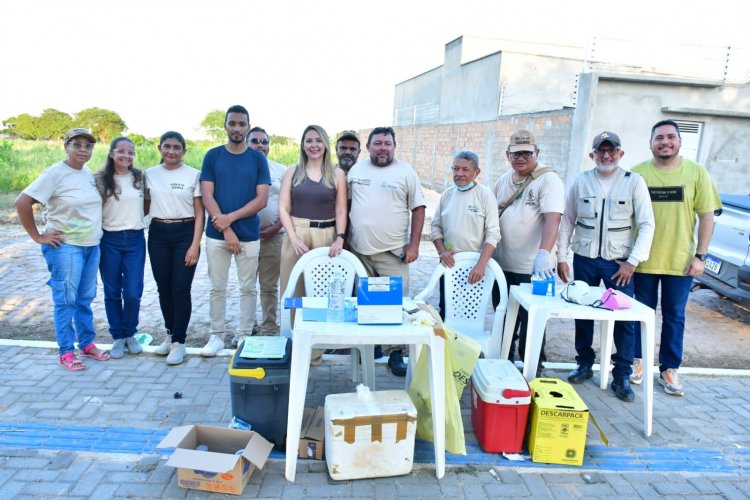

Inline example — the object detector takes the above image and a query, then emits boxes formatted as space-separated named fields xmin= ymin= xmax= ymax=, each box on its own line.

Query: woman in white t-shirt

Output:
xmin=95 ymin=137 xmax=146 ymax=360
xmin=15 ymin=128 xmax=110 ymax=371
xmin=144 ymin=131 xmax=204 ymax=366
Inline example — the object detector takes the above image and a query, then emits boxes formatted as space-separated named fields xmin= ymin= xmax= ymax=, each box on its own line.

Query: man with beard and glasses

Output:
xmin=556 ymin=131 xmax=654 ymax=402
xmin=199 ymin=105 xmax=271 ymax=356
xmin=347 ymin=126 xmax=426 ymax=376
xmin=630 ymin=120 xmax=720 ymax=397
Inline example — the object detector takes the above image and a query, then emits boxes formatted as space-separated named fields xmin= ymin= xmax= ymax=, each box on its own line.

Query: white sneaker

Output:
xmin=155 ymin=338 xmax=171 ymax=356
xmin=166 ymin=343 xmax=186 ymax=365
xmin=201 ymin=334 xmax=225 ymax=357
xmin=124 ymin=336 xmax=143 ymax=355
xmin=630 ymin=358 xmax=643 ymax=385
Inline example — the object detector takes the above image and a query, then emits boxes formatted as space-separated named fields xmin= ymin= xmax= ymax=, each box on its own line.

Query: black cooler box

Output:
xmin=228 ymin=338 xmax=292 ymax=448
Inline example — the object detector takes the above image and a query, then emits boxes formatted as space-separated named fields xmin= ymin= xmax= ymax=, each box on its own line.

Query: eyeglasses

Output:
xmin=113 ymin=149 xmax=136 ymax=157
xmin=249 ymin=138 xmax=269 ymax=145
xmin=594 ymin=148 xmax=620 ymax=157
xmin=509 ymin=151 xmax=534 ymax=159
xmin=68 ymin=142 xmax=94 ymax=151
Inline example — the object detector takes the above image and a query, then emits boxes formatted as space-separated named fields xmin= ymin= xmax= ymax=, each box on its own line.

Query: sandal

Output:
xmin=80 ymin=343 xmax=110 ymax=361
xmin=59 ymin=352 xmax=85 ymax=371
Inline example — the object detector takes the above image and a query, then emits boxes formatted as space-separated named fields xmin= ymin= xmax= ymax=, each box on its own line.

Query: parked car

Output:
xmin=692 ymin=194 xmax=750 ymax=304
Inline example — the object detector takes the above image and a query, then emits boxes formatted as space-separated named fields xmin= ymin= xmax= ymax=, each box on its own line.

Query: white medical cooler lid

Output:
xmin=472 ymin=359 xmax=531 ymax=405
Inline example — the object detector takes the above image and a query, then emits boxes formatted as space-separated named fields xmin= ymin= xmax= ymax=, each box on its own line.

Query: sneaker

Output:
xmin=201 ymin=334 xmax=225 ymax=357
xmin=231 ymin=334 xmax=248 ymax=348
xmin=630 ymin=358 xmax=643 ymax=385
xmin=110 ymin=339 xmax=126 ymax=359
xmin=658 ymin=368 xmax=684 ymax=396
xmin=155 ymin=338 xmax=172 ymax=356
xmin=124 ymin=336 xmax=143 ymax=355
xmin=166 ymin=343 xmax=186 ymax=365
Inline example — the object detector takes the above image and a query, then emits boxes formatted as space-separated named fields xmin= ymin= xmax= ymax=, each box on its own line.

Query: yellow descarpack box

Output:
xmin=527 ymin=378 xmax=589 ymax=466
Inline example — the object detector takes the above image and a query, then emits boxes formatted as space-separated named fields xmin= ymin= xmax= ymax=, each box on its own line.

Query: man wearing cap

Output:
xmin=630 ymin=119 xmax=721 ymax=397
xmin=335 ymin=130 xmax=361 ymax=174
xmin=200 ymin=105 xmax=271 ymax=356
xmin=492 ymin=130 xmax=564 ymax=369
xmin=243 ymin=127 xmax=286 ymax=337
xmin=348 ymin=126 xmax=426 ymax=376
xmin=556 ymin=131 xmax=654 ymax=401
xmin=16 ymin=128 xmax=111 ymax=370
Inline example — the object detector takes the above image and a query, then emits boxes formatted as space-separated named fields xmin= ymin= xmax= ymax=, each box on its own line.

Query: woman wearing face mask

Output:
xmin=430 ymin=150 xmax=500 ymax=319
xmin=96 ymin=137 xmax=146 ymax=359
xmin=15 ymin=128 xmax=110 ymax=371
xmin=145 ymin=131 xmax=204 ymax=366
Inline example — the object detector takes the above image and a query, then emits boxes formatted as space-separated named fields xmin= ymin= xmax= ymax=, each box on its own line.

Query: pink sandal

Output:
xmin=59 ymin=352 xmax=85 ymax=371
xmin=80 ymin=343 xmax=110 ymax=361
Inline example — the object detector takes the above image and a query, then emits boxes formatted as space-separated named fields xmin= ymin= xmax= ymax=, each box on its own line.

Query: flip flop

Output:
xmin=80 ymin=343 xmax=110 ymax=361
xmin=59 ymin=352 xmax=85 ymax=371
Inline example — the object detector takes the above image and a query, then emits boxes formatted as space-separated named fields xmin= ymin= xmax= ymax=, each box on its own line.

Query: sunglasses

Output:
xmin=249 ymin=138 xmax=270 ymax=145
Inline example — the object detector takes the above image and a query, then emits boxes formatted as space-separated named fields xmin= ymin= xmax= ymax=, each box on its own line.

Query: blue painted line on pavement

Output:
xmin=0 ymin=422 xmax=746 ymax=473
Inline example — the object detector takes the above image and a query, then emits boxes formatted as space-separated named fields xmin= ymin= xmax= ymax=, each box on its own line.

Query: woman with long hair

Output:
xmin=279 ymin=125 xmax=348 ymax=291
xmin=278 ymin=125 xmax=347 ymax=363
xmin=15 ymin=128 xmax=110 ymax=371
xmin=145 ymin=131 xmax=204 ymax=365
xmin=95 ymin=137 xmax=146 ymax=359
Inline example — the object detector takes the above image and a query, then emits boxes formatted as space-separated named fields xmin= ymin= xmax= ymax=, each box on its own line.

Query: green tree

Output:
xmin=5 ymin=113 xmax=40 ymax=139
xmin=36 ymin=108 xmax=73 ymax=140
xmin=127 ymin=133 xmax=148 ymax=146
xmin=75 ymin=107 xmax=127 ymax=143
xmin=201 ymin=109 xmax=226 ymax=142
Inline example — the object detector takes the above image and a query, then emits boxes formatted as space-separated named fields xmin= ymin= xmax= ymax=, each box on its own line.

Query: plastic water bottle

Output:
xmin=327 ymin=271 xmax=346 ymax=322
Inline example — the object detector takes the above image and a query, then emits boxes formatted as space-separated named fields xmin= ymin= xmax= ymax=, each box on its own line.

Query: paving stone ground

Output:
xmin=1 ymin=224 xmax=749 ymax=498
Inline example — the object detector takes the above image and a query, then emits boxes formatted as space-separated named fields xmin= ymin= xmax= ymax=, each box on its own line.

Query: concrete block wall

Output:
xmin=359 ymin=109 xmax=573 ymax=194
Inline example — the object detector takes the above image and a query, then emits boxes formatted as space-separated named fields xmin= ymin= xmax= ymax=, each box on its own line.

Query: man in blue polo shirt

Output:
xmin=200 ymin=105 xmax=271 ymax=356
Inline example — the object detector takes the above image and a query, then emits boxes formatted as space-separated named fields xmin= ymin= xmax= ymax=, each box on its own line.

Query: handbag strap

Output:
xmin=497 ymin=167 xmax=554 ymax=217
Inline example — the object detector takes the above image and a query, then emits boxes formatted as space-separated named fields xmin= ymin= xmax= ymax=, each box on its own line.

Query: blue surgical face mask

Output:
xmin=456 ymin=181 xmax=476 ymax=191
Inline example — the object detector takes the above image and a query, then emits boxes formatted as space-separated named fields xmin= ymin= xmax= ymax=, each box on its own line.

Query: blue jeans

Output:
xmin=633 ymin=272 xmax=693 ymax=371
xmin=41 ymin=243 xmax=100 ymax=355
xmin=147 ymin=220 xmax=197 ymax=343
xmin=572 ymin=254 xmax=635 ymax=379
xmin=99 ymin=229 xmax=145 ymax=339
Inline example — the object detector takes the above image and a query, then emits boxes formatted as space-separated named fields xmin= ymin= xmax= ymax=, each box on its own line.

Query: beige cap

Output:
xmin=64 ymin=128 xmax=96 ymax=143
xmin=507 ymin=130 xmax=536 ymax=153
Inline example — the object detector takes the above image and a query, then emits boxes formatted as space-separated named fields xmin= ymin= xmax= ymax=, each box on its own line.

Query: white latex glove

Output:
xmin=532 ymin=249 xmax=554 ymax=279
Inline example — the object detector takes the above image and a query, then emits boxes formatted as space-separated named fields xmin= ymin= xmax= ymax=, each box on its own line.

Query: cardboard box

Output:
xmin=157 ymin=425 xmax=273 ymax=496
xmin=284 ymin=297 xmax=357 ymax=322
xmin=325 ymin=389 xmax=416 ymax=480
xmin=298 ymin=406 xmax=325 ymax=460
xmin=527 ymin=378 xmax=589 ymax=466
xmin=356 ymin=276 xmax=403 ymax=324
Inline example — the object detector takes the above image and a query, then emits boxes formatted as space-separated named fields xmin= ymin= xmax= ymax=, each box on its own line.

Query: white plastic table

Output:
xmin=285 ymin=317 xmax=446 ymax=481
xmin=489 ymin=283 xmax=655 ymax=437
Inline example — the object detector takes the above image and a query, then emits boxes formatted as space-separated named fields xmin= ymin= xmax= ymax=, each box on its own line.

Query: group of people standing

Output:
xmin=431 ymin=120 xmax=719 ymax=402
xmin=17 ymin=109 xmax=720 ymax=400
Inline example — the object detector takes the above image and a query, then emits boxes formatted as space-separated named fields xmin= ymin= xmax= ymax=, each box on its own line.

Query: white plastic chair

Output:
xmin=280 ymin=247 xmax=374 ymax=383
xmin=414 ymin=251 xmax=508 ymax=356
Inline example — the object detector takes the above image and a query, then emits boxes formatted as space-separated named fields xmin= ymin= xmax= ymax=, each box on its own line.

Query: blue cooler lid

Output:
xmin=472 ymin=359 xmax=531 ymax=405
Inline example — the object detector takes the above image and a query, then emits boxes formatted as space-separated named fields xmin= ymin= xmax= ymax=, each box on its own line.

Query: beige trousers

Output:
xmin=255 ymin=231 xmax=283 ymax=335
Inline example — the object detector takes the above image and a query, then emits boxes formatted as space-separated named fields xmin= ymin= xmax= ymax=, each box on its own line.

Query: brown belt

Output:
xmin=152 ymin=217 xmax=195 ymax=224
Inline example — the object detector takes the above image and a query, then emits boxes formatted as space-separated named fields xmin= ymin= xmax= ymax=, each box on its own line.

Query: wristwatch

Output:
xmin=336 ymin=232 xmax=346 ymax=240
xmin=694 ymin=253 xmax=708 ymax=261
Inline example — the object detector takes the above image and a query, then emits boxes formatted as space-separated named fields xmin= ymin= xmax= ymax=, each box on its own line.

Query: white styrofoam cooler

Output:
xmin=324 ymin=389 xmax=417 ymax=480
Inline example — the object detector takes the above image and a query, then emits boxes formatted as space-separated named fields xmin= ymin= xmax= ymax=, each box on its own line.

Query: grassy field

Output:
xmin=0 ymin=139 xmax=301 ymax=194
xmin=0 ymin=139 xmax=301 ymax=222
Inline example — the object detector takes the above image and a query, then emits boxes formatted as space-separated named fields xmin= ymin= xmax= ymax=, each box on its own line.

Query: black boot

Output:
xmin=567 ymin=365 xmax=593 ymax=384
xmin=387 ymin=351 xmax=407 ymax=377
xmin=611 ymin=377 xmax=635 ymax=402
